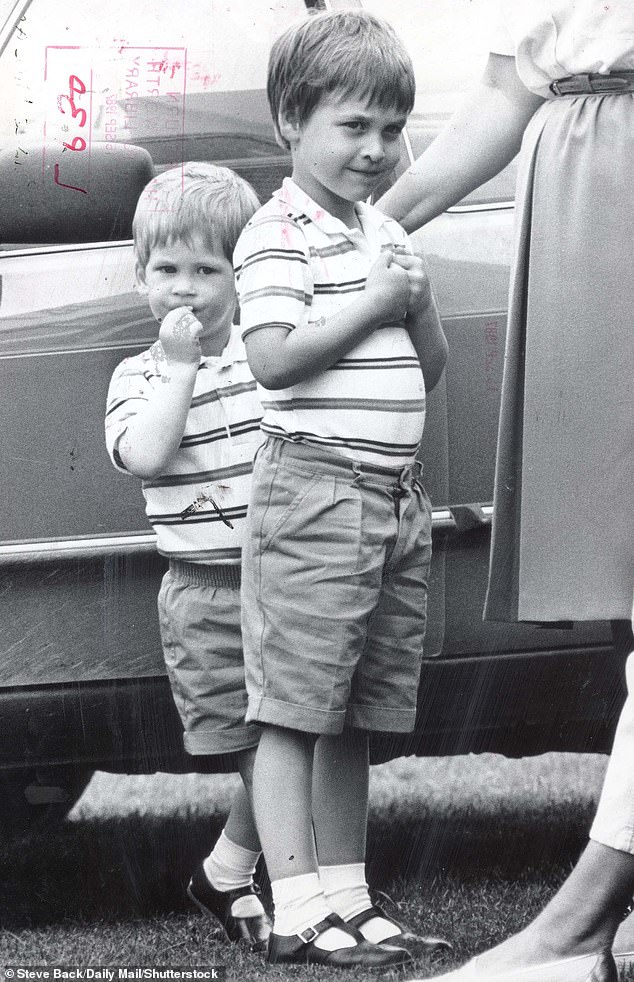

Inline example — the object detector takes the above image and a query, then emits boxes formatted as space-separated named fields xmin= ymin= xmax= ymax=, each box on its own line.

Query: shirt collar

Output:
xmin=275 ymin=177 xmax=389 ymax=238
xmin=200 ymin=323 xmax=247 ymax=372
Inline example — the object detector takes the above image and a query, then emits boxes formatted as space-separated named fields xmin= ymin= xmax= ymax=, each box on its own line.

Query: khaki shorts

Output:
xmin=241 ymin=438 xmax=433 ymax=735
xmin=158 ymin=561 xmax=261 ymax=755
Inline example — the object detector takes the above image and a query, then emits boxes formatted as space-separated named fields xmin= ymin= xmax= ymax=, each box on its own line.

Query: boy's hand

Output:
xmin=157 ymin=306 xmax=203 ymax=365
xmin=392 ymin=253 xmax=433 ymax=316
xmin=364 ymin=250 xmax=411 ymax=323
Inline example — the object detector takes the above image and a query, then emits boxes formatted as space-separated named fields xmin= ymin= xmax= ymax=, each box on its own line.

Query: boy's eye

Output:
xmin=384 ymin=126 xmax=403 ymax=140
xmin=199 ymin=266 xmax=215 ymax=275
xmin=157 ymin=265 xmax=176 ymax=274
xmin=343 ymin=120 xmax=365 ymax=132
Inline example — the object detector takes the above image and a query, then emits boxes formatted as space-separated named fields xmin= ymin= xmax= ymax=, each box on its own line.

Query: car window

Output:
xmin=0 ymin=0 xmax=514 ymax=259
xmin=0 ymin=0 xmax=311 ymax=545
xmin=362 ymin=0 xmax=518 ymax=207
xmin=0 ymin=0 xmax=307 ymax=249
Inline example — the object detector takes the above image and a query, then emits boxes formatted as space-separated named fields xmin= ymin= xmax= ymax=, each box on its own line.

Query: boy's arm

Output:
xmin=245 ymin=252 xmax=411 ymax=389
xmin=394 ymin=252 xmax=448 ymax=393
xmin=235 ymin=218 xmax=411 ymax=390
xmin=108 ymin=308 xmax=202 ymax=480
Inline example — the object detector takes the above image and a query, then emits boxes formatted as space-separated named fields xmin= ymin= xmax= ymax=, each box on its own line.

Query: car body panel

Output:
xmin=0 ymin=0 xmax=623 ymax=797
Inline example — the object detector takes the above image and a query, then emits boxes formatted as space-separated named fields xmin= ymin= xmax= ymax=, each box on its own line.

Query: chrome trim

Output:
xmin=447 ymin=201 xmax=514 ymax=214
xmin=401 ymin=127 xmax=416 ymax=168
xmin=1 ymin=240 xmax=132 ymax=259
xmin=0 ymin=506 xmax=493 ymax=564
xmin=0 ymin=533 xmax=158 ymax=565
xmin=0 ymin=0 xmax=33 ymax=60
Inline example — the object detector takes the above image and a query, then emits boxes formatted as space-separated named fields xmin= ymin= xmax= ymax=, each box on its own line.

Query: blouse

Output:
xmin=490 ymin=0 xmax=634 ymax=95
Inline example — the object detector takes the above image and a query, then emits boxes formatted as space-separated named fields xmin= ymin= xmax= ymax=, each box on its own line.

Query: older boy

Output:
xmin=105 ymin=163 xmax=270 ymax=950
xmin=233 ymin=9 xmax=449 ymax=969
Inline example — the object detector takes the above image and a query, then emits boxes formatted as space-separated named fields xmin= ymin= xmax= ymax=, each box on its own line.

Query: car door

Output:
xmin=0 ymin=0 xmax=304 ymax=780
xmin=0 ymin=0 xmax=618 ymax=790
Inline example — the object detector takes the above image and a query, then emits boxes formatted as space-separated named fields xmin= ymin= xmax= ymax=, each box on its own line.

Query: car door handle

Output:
xmin=449 ymin=503 xmax=493 ymax=533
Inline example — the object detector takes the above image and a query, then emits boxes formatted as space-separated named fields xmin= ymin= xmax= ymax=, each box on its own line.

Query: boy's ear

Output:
xmin=277 ymin=108 xmax=301 ymax=146
xmin=135 ymin=263 xmax=148 ymax=292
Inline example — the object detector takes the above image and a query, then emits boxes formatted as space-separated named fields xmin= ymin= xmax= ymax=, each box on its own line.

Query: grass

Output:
xmin=1 ymin=754 xmax=633 ymax=980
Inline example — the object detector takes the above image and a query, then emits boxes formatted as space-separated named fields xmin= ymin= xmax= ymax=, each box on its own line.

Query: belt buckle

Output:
xmin=551 ymin=73 xmax=593 ymax=96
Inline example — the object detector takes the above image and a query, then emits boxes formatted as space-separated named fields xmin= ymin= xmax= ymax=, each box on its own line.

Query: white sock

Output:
xmin=320 ymin=863 xmax=401 ymax=944
xmin=271 ymin=873 xmax=356 ymax=951
xmin=204 ymin=830 xmax=261 ymax=892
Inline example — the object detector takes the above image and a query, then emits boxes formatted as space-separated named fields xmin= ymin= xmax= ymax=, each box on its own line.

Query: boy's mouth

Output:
xmin=348 ymin=167 xmax=385 ymax=178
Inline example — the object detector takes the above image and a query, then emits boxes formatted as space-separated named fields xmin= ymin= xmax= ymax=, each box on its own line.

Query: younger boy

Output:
xmin=105 ymin=162 xmax=270 ymax=950
xmin=234 ymin=9 xmax=449 ymax=969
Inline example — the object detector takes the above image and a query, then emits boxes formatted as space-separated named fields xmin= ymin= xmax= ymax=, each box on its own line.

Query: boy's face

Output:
xmin=282 ymin=91 xmax=407 ymax=226
xmin=139 ymin=233 xmax=236 ymax=356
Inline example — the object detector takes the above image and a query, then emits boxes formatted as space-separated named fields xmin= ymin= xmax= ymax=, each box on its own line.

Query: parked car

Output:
xmin=0 ymin=0 xmax=624 ymax=833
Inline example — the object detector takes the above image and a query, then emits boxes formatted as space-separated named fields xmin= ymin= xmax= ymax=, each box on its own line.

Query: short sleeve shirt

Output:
xmin=105 ymin=325 xmax=263 ymax=563
xmin=491 ymin=0 xmax=634 ymax=96
xmin=233 ymin=178 xmax=426 ymax=468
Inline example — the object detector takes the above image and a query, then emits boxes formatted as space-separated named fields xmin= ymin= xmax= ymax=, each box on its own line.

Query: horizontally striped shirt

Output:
xmin=105 ymin=325 xmax=263 ymax=563
xmin=233 ymin=178 xmax=426 ymax=468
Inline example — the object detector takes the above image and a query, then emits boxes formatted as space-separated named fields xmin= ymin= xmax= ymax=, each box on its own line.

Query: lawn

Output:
xmin=1 ymin=753 xmax=632 ymax=980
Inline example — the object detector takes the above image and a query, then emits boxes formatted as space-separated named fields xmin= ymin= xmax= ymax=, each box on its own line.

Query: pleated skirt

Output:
xmin=484 ymin=91 xmax=634 ymax=622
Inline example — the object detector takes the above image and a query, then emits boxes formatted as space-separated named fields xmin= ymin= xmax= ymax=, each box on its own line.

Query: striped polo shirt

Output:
xmin=105 ymin=325 xmax=263 ymax=563
xmin=233 ymin=178 xmax=426 ymax=468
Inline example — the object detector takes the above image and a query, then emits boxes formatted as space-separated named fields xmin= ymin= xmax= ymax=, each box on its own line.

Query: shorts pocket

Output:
xmin=256 ymin=464 xmax=324 ymax=553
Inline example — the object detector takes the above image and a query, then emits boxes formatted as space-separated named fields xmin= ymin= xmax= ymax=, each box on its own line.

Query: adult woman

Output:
xmin=379 ymin=2 xmax=634 ymax=979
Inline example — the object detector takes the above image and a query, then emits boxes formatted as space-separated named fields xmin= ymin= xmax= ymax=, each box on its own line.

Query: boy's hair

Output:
xmin=133 ymin=162 xmax=260 ymax=274
xmin=268 ymin=10 xmax=415 ymax=149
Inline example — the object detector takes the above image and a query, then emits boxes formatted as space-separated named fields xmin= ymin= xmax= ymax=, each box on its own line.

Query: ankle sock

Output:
xmin=204 ymin=829 xmax=261 ymax=892
xmin=271 ymin=872 xmax=356 ymax=951
xmin=320 ymin=862 xmax=402 ymax=944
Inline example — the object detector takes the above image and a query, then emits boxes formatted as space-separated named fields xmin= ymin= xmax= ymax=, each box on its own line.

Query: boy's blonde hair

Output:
xmin=133 ymin=162 xmax=260 ymax=274
xmin=268 ymin=10 xmax=415 ymax=149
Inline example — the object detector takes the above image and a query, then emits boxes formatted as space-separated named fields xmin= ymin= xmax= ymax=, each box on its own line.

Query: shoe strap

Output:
xmin=350 ymin=904 xmax=397 ymax=929
xmin=297 ymin=912 xmax=348 ymax=944
xmin=229 ymin=881 xmax=260 ymax=901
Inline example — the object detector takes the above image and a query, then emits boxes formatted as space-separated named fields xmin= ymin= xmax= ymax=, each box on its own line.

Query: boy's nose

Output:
xmin=362 ymin=134 xmax=386 ymax=162
xmin=172 ymin=276 xmax=196 ymax=295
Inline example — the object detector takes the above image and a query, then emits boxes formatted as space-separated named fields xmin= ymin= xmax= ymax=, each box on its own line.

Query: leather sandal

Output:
xmin=267 ymin=911 xmax=412 ymax=967
xmin=347 ymin=902 xmax=452 ymax=953
xmin=187 ymin=862 xmax=272 ymax=952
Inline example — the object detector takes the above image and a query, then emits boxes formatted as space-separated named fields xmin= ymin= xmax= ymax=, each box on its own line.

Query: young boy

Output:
xmin=105 ymin=162 xmax=271 ymax=950
xmin=233 ymin=9 xmax=449 ymax=970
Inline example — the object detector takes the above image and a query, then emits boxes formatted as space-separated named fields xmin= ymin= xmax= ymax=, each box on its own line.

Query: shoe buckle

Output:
xmin=297 ymin=924 xmax=319 ymax=944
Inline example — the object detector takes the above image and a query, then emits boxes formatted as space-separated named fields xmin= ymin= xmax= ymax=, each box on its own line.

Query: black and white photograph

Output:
xmin=0 ymin=1 xmax=632 ymax=979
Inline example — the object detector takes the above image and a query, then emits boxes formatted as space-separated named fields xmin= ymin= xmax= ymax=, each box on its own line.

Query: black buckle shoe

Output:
xmin=347 ymin=903 xmax=452 ymax=954
xmin=266 ymin=912 xmax=412 ymax=967
xmin=187 ymin=863 xmax=272 ymax=952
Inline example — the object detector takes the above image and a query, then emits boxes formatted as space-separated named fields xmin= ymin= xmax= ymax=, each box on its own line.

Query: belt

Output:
xmin=550 ymin=71 xmax=634 ymax=96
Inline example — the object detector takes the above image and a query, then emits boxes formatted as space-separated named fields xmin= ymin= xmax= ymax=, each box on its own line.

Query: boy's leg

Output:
xmin=312 ymin=730 xmax=377 ymax=934
xmin=252 ymin=725 xmax=337 ymax=934
xmin=157 ymin=567 xmax=269 ymax=945
xmin=253 ymin=724 xmax=410 ymax=965
xmin=241 ymin=442 xmax=411 ymax=966
xmin=313 ymin=729 xmax=447 ymax=950
xmin=316 ymin=468 xmax=446 ymax=952
xmin=188 ymin=747 xmax=272 ymax=949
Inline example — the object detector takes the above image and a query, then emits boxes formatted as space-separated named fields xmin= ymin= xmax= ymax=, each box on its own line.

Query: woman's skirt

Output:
xmin=484 ymin=90 xmax=634 ymax=622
